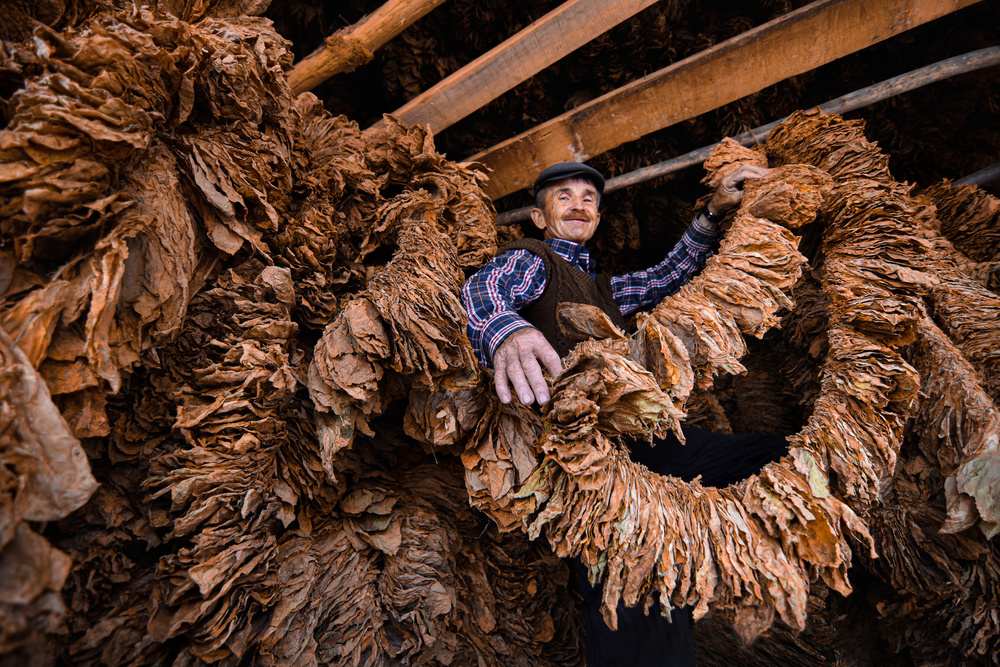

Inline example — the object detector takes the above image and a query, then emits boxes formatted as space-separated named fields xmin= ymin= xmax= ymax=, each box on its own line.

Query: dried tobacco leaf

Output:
xmin=923 ymin=181 xmax=1000 ymax=265
xmin=0 ymin=325 xmax=96 ymax=656
xmin=910 ymin=316 xmax=1000 ymax=537
xmin=0 ymin=523 xmax=73 ymax=656
xmin=926 ymin=270 xmax=1000 ymax=405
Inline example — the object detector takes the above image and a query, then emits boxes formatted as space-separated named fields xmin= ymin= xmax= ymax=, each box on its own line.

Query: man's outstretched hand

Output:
xmin=708 ymin=164 xmax=769 ymax=215
xmin=492 ymin=327 xmax=562 ymax=406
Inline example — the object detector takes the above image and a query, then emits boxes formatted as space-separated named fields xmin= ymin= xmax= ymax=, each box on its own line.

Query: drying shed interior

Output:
xmin=0 ymin=0 xmax=998 ymax=666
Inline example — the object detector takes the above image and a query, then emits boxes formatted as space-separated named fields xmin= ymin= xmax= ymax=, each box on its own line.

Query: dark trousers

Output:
xmin=577 ymin=427 xmax=789 ymax=666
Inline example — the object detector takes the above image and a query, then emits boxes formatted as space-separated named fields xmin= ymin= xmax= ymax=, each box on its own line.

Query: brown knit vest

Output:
xmin=500 ymin=238 xmax=627 ymax=358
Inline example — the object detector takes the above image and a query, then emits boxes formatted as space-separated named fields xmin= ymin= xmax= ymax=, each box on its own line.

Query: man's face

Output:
xmin=530 ymin=177 xmax=601 ymax=244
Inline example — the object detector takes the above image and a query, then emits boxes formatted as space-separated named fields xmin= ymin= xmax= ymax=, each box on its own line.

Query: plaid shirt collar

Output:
xmin=543 ymin=237 xmax=597 ymax=277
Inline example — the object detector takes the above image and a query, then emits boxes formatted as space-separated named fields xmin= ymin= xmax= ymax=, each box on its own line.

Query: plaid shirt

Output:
xmin=462 ymin=216 xmax=721 ymax=367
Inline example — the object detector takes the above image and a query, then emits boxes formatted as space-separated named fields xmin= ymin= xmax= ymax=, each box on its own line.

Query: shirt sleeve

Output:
xmin=461 ymin=249 xmax=548 ymax=368
xmin=610 ymin=215 xmax=722 ymax=316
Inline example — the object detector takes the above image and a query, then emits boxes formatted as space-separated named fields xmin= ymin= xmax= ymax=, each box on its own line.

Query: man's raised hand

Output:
xmin=708 ymin=164 xmax=769 ymax=215
xmin=492 ymin=327 xmax=562 ymax=406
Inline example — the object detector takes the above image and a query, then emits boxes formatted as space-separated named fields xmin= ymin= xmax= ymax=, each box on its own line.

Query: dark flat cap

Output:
xmin=533 ymin=162 xmax=605 ymax=198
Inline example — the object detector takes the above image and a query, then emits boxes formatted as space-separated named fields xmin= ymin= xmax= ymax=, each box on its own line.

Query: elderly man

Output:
xmin=461 ymin=161 xmax=789 ymax=666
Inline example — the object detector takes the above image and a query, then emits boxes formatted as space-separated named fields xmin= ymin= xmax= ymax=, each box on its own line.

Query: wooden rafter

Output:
xmin=468 ymin=0 xmax=984 ymax=200
xmin=289 ymin=0 xmax=449 ymax=95
xmin=494 ymin=45 xmax=1000 ymax=224
xmin=375 ymin=0 xmax=661 ymax=134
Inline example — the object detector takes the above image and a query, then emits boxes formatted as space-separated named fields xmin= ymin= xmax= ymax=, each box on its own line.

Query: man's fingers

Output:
xmin=492 ymin=327 xmax=561 ymax=406
xmin=493 ymin=362 xmax=513 ymax=404
xmin=536 ymin=342 xmax=563 ymax=380
xmin=504 ymin=356 xmax=534 ymax=405
xmin=517 ymin=348 xmax=550 ymax=405
xmin=726 ymin=165 xmax=769 ymax=188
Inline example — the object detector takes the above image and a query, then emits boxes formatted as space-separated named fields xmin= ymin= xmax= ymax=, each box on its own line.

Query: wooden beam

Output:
xmin=377 ymin=0 xmax=661 ymax=135
xmin=956 ymin=162 xmax=1000 ymax=188
xmin=289 ymin=0 xmax=449 ymax=95
xmin=469 ymin=0 xmax=984 ymax=200
xmin=495 ymin=44 xmax=1000 ymax=224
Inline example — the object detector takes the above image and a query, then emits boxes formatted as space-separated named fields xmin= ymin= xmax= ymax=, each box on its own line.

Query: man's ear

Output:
xmin=530 ymin=207 xmax=547 ymax=232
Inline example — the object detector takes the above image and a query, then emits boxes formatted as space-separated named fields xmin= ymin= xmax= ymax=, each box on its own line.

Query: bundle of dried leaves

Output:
xmin=3 ymin=1 xmax=999 ymax=663
xmin=692 ymin=114 xmax=1000 ymax=665
xmin=0 ymin=4 xmax=588 ymax=666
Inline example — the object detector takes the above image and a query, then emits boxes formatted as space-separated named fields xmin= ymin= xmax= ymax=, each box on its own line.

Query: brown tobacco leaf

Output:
xmin=309 ymin=203 xmax=480 ymax=462
xmin=462 ymin=401 xmax=543 ymax=531
xmin=910 ymin=316 xmax=1000 ymax=537
xmin=926 ymin=268 xmax=1000 ymax=406
xmin=404 ymin=377 xmax=489 ymax=449
xmin=0 ymin=6 xmax=296 ymax=439
xmin=556 ymin=303 xmax=626 ymax=343
xmin=2 ymin=6 xmax=555 ymax=666
xmin=765 ymin=111 xmax=892 ymax=184
xmin=863 ymin=438 xmax=1000 ymax=665
xmin=0 ymin=523 xmax=73 ymax=656
xmin=923 ymin=181 xmax=1000 ymax=265
xmin=308 ymin=297 xmax=396 ymax=474
xmin=766 ymin=113 xmax=1000 ymax=663
xmin=364 ymin=201 xmax=477 ymax=383
xmin=818 ymin=180 xmax=939 ymax=347
xmin=145 ymin=0 xmax=274 ymax=21
xmin=14 ymin=1 xmax=1000 ymax=659
xmin=682 ymin=386 xmax=734 ymax=433
xmin=0 ymin=59 xmax=150 ymax=264
xmin=0 ymin=325 xmax=98 ymax=527
xmin=741 ymin=165 xmax=832 ymax=229
xmin=865 ymin=453 xmax=1000 ymax=665
xmin=762 ymin=113 xmax=925 ymax=513
xmin=0 ymin=10 xmax=294 ymax=264
xmin=134 ymin=260 xmax=313 ymax=663
xmin=551 ymin=338 xmax=680 ymax=441
xmin=0 ymin=324 xmax=95 ymax=656
xmin=787 ymin=326 xmax=919 ymax=503
xmin=629 ymin=313 xmax=695 ymax=409
xmin=515 ymin=445 xmax=869 ymax=645
xmin=539 ymin=339 xmax=680 ymax=490
xmin=648 ymin=193 xmax=810 ymax=386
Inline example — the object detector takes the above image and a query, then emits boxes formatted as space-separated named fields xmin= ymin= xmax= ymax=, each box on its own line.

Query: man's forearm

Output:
xmin=611 ymin=213 xmax=723 ymax=314
xmin=461 ymin=248 xmax=547 ymax=367
xmin=472 ymin=312 xmax=535 ymax=368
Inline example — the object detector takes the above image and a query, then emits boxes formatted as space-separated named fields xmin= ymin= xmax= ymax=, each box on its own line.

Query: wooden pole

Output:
xmin=289 ymin=0 xmax=449 ymax=95
xmin=375 ymin=0 xmax=661 ymax=134
xmin=493 ymin=46 xmax=1000 ymax=224
xmin=955 ymin=162 xmax=1000 ymax=188
xmin=469 ymin=0 xmax=984 ymax=200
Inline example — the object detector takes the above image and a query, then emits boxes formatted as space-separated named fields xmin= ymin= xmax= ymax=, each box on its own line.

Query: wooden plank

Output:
xmin=289 ymin=0 xmax=448 ymax=95
xmin=378 ymin=0 xmax=661 ymax=134
xmin=493 ymin=45 xmax=1000 ymax=224
xmin=469 ymin=0 xmax=984 ymax=200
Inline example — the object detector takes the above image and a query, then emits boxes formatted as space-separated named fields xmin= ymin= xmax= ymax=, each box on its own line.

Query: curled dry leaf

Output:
xmin=910 ymin=316 xmax=1000 ymax=538
xmin=0 ymin=324 xmax=97 ymax=654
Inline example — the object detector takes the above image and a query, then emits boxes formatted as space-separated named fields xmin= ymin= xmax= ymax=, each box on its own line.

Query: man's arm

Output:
xmin=612 ymin=164 xmax=768 ymax=314
xmin=461 ymin=249 xmax=562 ymax=405
xmin=612 ymin=214 xmax=720 ymax=315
